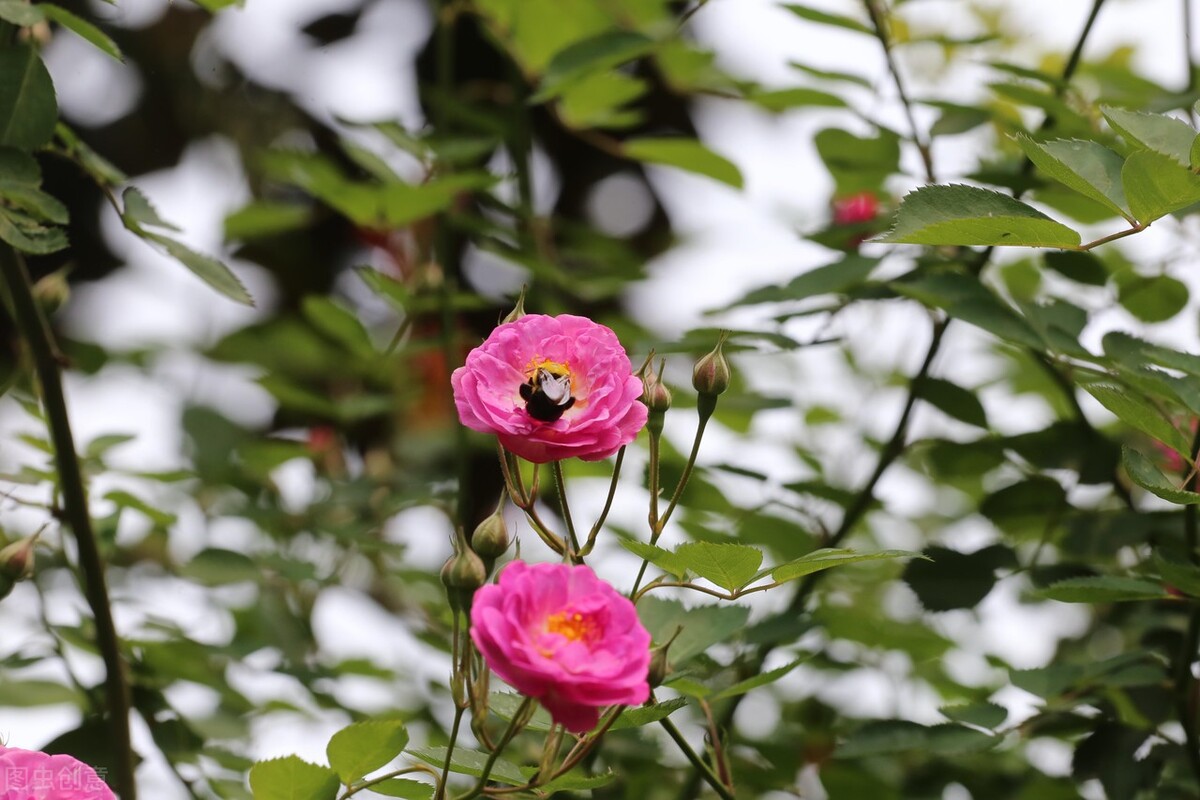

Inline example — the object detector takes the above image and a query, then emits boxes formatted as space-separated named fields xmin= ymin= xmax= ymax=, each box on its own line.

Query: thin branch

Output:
xmin=0 ymin=245 xmax=136 ymax=800
xmin=658 ymin=715 xmax=735 ymax=800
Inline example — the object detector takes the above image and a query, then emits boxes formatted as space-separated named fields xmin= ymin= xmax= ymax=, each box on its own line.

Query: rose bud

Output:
xmin=470 ymin=501 xmax=510 ymax=573
xmin=441 ymin=528 xmax=488 ymax=613
xmin=692 ymin=333 xmax=731 ymax=398
xmin=832 ymin=191 xmax=879 ymax=225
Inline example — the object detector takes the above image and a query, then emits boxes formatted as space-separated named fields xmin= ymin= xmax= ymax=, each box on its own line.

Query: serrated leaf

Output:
xmin=1154 ymin=553 xmax=1200 ymax=596
xmin=140 ymin=231 xmax=253 ymax=306
xmin=532 ymin=768 xmax=615 ymax=792
xmin=609 ymin=697 xmax=688 ymax=730
xmin=1038 ymin=575 xmax=1169 ymax=603
xmin=837 ymin=720 xmax=996 ymax=759
xmin=1083 ymin=384 xmax=1189 ymax=453
xmin=620 ymin=540 xmax=688 ymax=579
xmin=489 ymin=692 xmax=553 ymax=732
xmin=326 ymin=719 xmax=409 ymax=784
xmin=877 ymin=184 xmax=1081 ymax=248
xmin=941 ymin=702 xmax=1008 ymax=730
xmin=38 ymin=5 xmax=122 ymax=61
xmin=783 ymin=3 xmax=871 ymax=34
xmin=1121 ymin=148 xmax=1200 ymax=222
xmin=180 ymin=548 xmax=260 ymax=586
xmin=675 ymin=541 xmax=763 ymax=591
xmin=1102 ymin=105 xmax=1195 ymax=163
xmin=406 ymin=747 xmax=524 ymax=786
xmin=1015 ymin=135 xmax=1130 ymax=218
xmin=919 ymin=376 xmax=988 ymax=428
xmin=0 ymin=205 xmax=66 ymax=254
xmin=248 ymin=756 xmax=340 ymax=800
xmin=637 ymin=597 xmax=749 ymax=663
xmin=0 ymin=45 xmax=57 ymax=151
xmin=623 ymin=137 xmax=742 ymax=188
xmin=1123 ymin=446 xmax=1200 ymax=504
xmin=710 ymin=657 xmax=806 ymax=701
xmin=121 ymin=187 xmax=179 ymax=231
xmin=770 ymin=548 xmax=921 ymax=584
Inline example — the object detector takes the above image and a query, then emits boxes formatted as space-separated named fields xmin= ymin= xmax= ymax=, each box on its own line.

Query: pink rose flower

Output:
xmin=451 ymin=314 xmax=648 ymax=463
xmin=0 ymin=747 xmax=116 ymax=799
xmin=832 ymin=191 xmax=879 ymax=225
xmin=470 ymin=560 xmax=652 ymax=733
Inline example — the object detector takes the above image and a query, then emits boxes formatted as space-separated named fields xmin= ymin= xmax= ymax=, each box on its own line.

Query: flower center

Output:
xmin=519 ymin=358 xmax=577 ymax=422
xmin=545 ymin=610 xmax=600 ymax=644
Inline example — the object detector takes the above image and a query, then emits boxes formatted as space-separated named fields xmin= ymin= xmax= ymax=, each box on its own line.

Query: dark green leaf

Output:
xmin=941 ymin=702 xmax=1008 ymax=730
xmin=919 ymin=376 xmax=988 ymax=428
xmin=1044 ymin=251 xmax=1109 ymax=285
xmin=121 ymin=187 xmax=180 ymax=231
xmin=180 ymin=548 xmax=260 ymax=586
xmin=877 ymin=184 xmax=1081 ymax=248
xmin=1083 ymin=384 xmax=1189 ymax=453
xmin=1123 ymin=446 xmax=1200 ymax=504
xmin=533 ymin=31 xmax=654 ymax=101
xmin=747 ymin=86 xmax=846 ymax=112
xmin=1038 ymin=575 xmax=1169 ymax=603
xmin=366 ymin=779 xmax=433 ymax=799
xmin=620 ymin=540 xmax=688 ymax=579
xmin=224 ymin=201 xmax=314 ymax=240
xmin=710 ymin=658 xmax=806 ymax=701
xmin=771 ymin=548 xmax=921 ymax=583
xmin=902 ymin=545 xmax=1008 ymax=611
xmin=623 ymin=138 xmax=742 ymax=188
xmin=609 ymin=697 xmax=689 ymax=730
xmin=637 ymin=597 xmax=749 ymax=663
xmin=1113 ymin=271 xmax=1189 ymax=323
xmin=141 ymin=231 xmax=253 ymax=306
xmin=723 ymin=254 xmax=879 ymax=309
xmin=783 ymin=4 xmax=871 ymax=34
xmin=0 ymin=45 xmax=57 ymax=151
xmin=406 ymin=747 xmax=524 ymax=786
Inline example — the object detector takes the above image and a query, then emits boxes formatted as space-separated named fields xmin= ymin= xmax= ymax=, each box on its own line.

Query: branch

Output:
xmin=0 ymin=245 xmax=136 ymax=800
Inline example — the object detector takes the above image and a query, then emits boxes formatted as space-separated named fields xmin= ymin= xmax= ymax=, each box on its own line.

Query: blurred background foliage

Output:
xmin=7 ymin=0 xmax=1200 ymax=798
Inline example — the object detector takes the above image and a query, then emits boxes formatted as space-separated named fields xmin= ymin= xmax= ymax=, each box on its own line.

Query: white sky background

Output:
xmin=1 ymin=0 xmax=1198 ymax=796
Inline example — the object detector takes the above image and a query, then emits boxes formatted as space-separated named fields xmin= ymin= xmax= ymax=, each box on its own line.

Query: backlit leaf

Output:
xmin=877 ymin=184 xmax=1081 ymax=248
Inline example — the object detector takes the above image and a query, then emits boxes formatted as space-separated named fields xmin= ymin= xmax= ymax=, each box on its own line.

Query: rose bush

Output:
xmin=451 ymin=314 xmax=647 ymax=463
xmin=470 ymin=560 xmax=652 ymax=733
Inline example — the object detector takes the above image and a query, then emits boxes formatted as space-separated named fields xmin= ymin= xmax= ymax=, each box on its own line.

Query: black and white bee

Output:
xmin=520 ymin=367 xmax=575 ymax=422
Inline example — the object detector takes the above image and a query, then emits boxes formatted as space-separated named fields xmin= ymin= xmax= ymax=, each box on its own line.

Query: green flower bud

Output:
xmin=32 ymin=270 xmax=70 ymax=315
xmin=441 ymin=527 xmax=488 ymax=613
xmin=648 ymin=626 xmax=682 ymax=688
xmin=500 ymin=285 xmax=528 ymax=325
xmin=641 ymin=361 xmax=672 ymax=414
xmin=470 ymin=501 xmax=510 ymax=561
xmin=692 ymin=333 xmax=731 ymax=398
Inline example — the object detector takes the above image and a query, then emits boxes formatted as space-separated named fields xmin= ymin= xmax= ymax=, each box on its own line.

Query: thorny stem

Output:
xmin=0 ymin=245 xmax=137 ymax=800
xmin=862 ymin=0 xmax=935 ymax=182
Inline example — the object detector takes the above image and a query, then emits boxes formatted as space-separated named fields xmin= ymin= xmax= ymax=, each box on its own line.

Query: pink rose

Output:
xmin=832 ymin=191 xmax=879 ymax=225
xmin=470 ymin=560 xmax=652 ymax=733
xmin=451 ymin=314 xmax=648 ymax=463
xmin=0 ymin=747 xmax=116 ymax=800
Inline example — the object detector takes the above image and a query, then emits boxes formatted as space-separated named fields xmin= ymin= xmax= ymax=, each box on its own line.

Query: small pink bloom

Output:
xmin=0 ymin=747 xmax=115 ymax=800
xmin=470 ymin=560 xmax=652 ymax=733
xmin=451 ymin=314 xmax=648 ymax=463
xmin=832 ymin=191 xmax=879 ymax=225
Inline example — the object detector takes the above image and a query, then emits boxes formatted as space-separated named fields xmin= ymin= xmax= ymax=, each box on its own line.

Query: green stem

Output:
xmin=658 ymin=716 xmax=735 ymax=800
xmin=0 ymin=246 xmax=136 ymax=800
xmin=660 ymin=405 xmax=713 ymax=530
xmin=583 ymin=447 xmax=625 ymax=553
xmin=454 ymin=697 xmax=534 ymax=800
xmin=435 ymin=705 xmax=467 ymax=800
xmin=551 ymin=461 xmax=580 ymax=556
xmin=344 ymin=766 xmax=440 ymax=799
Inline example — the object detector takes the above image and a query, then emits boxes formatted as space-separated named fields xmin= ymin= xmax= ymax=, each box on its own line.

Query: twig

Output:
xmin=0 ymin=245 xmax=137 ymax=800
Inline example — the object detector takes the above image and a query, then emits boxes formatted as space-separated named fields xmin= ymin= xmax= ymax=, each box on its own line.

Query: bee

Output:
xmin=520 ymin=366 xmax=575 ymax=422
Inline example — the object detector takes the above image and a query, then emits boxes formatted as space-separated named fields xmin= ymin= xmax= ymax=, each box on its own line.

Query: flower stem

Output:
xmin=659 ymin=407 xmax=712 ymax=530
xmin=435 ymin=705 xmax=467 ymax=800
xmin=658 ymin=715 xmax=735 ymax=800
xmin=454 ymin=697 xmax=534 ymax=800
xmin=551 ymin=461 xmax=581 ymax=557
xmin=583 ymin=447 xmax=625 ymax=554
xmin=0 ymin=245 xmax=137 ymax=800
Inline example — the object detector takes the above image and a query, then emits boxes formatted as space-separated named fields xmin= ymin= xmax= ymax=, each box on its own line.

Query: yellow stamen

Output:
xmin=545 ymin=610 xmax=598 ymax=643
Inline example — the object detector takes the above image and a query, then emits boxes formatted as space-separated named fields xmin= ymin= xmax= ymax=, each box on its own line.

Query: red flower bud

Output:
xmin=832 ymin=192 xmax=880 ymax=225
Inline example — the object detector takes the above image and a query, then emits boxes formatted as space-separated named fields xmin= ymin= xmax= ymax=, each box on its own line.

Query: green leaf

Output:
xmin=1102 ymin=105 xmax=1196 ymax=163
xmin=746 ymin=86 xmax=846 ymax=112
xmin=771 ymin=548 xmax=921 ymax=584
xmin=1038 ymin=575 xmax=1169 ymax=603
xmin=532 ymin=769 xmax=615 ymax=792
xmin=1082 ymin=384 xmax=1189 ymax=454
xmin=1014 ymin=135 xmax=1130 ymax=218
xmin=940 ymin=702 xmax=1008 ymax=730
xmin=1154 ymin=553 xmax=1200 ymax=597
xmin=837 ymin=721 xmax=995 ymax=759
xmin=533 ymin=30 xmax=654 ymax=101
xmin=1121 ymin=149 xmax=1200 ymax=222
xmin=121 ymin=186 xmax=180 ymax=231
xmin=0 ymin=1 xmax=44 ymax=25
xmin=609 ymin=697 xmax=689 ymax=730
xmin=224 ymin=201 xmax=313 ymax=240
xmin=783 ymin=3 xmax=871 ymax=34
xmin=919 ymin=377 xmax=988 ymax=428
xmin=620 ymin=540 xmax=688 ymax=579
xmin=1114 ymin=271 xmax=1188 ymax=323
xmin=674 ymin=542 xmax=763 ymax=591
xmin=1043 ymin=251 xmax=1109 ymax=285
xmin=902 ymin=545 xmax=1010 ymax=611
xmin=637 ymin=597 xmax=749 ymax=663
xmin=877 ymin=184 xmax=1081 ymax=248
xmin=723 ymin=254 xmax=878 ymax=309
xmin=0 ymin=45 xmax=57 ymax=151
xmin=1123 ymin=446 xmax=1200 ymax=504
xmin=365 ymin=779 xmax=433 ymax=799
xmin=38 ymin=5 xmax=122 ymax=61
xmin=1191 ymin=132 xmax=1200 ymax=171
xmin=140 ymin=231 xmax=253 ymax=306
xmin=180 ymin=548 xmax=260 ymax=586
xmin=710 ymin=658 xmax=806 ymax=701
xmin=488 ymin=692 xmax=553 ymax=732
xmin=406 ymin=747 xmax=525 ymax=786
xmin=623 ymin=137 xmax=742 ymax=188
xmin=248 ymin=756 xmax=340 ymax=800
xmin=326 ymin=719 xmax=409 ymax=784
xmin=0 ymin=679 xmax=83 ymax=707
xmin=814 ymin=128 xmax=899 ymax=194
xmin=302 ymin=296 xmax=375 ymax=358
xmin=0 ymin=205 xmax=67 ymax=254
